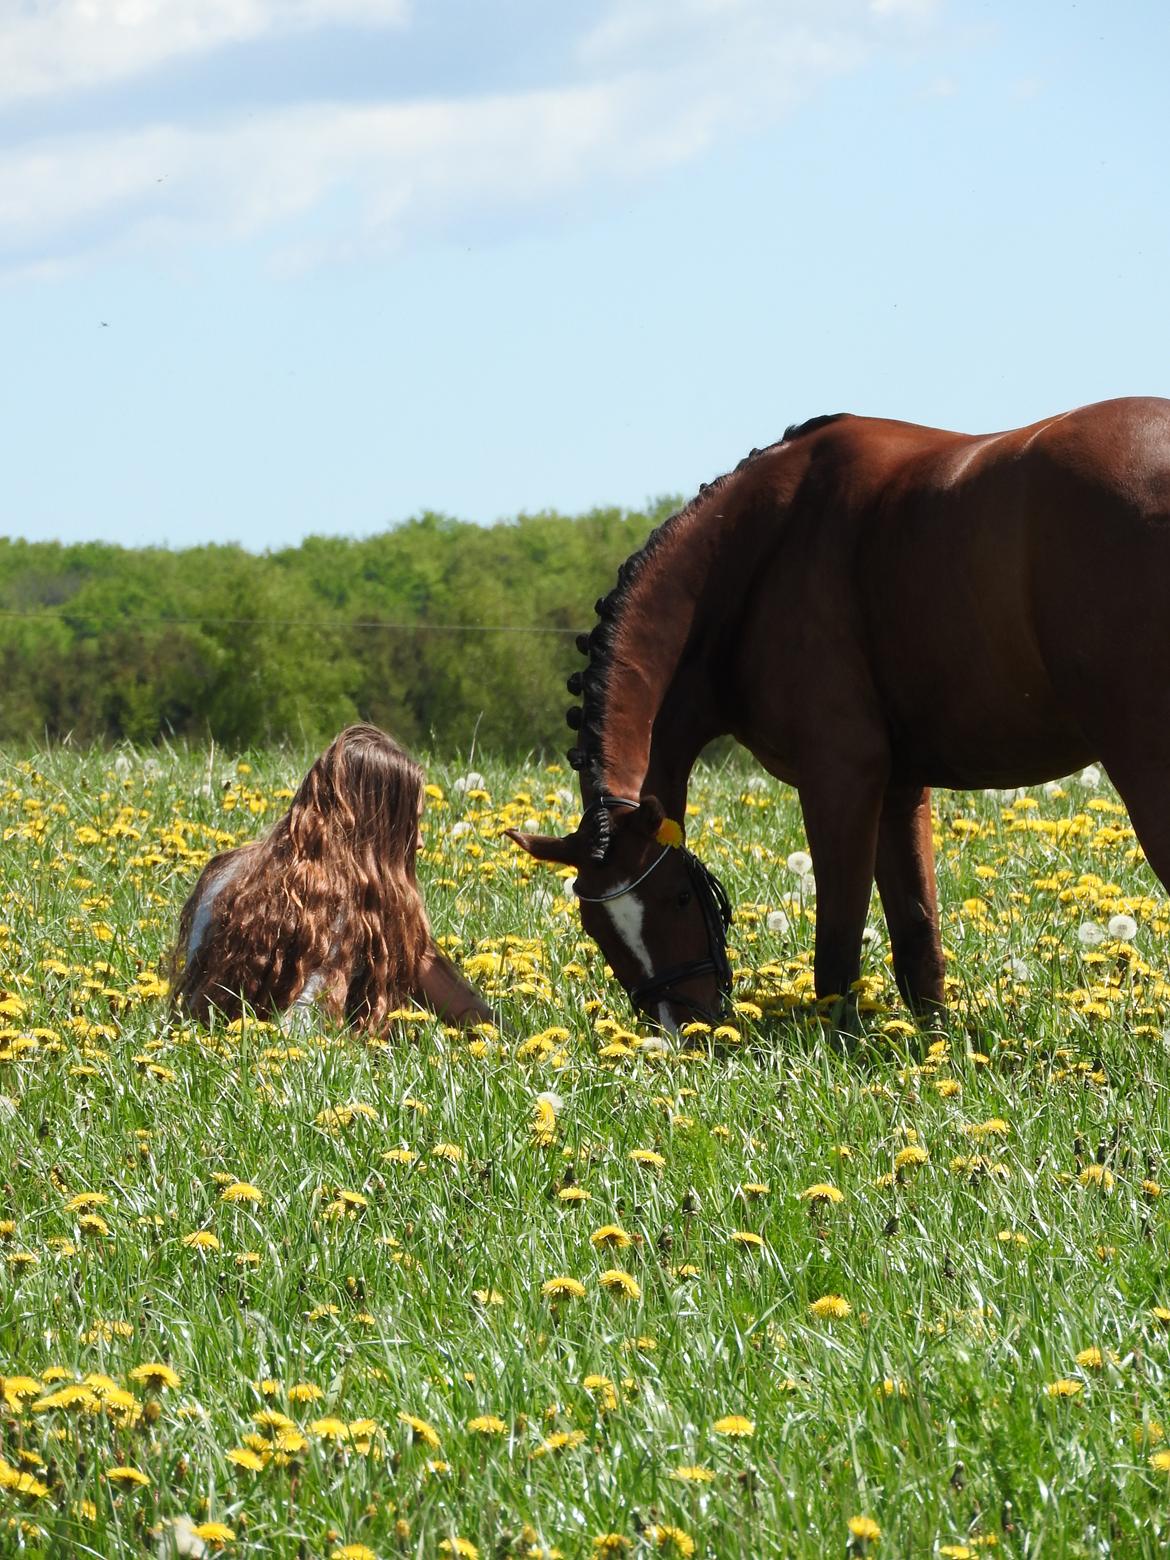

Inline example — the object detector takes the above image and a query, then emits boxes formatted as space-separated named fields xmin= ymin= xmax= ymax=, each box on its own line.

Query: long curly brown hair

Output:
xmin=170 ymin=725 xmax=431 ymax=1029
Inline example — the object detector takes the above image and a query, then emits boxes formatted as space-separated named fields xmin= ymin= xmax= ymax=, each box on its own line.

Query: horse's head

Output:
xmin=506 ymin=796 xmax=733 ymax=1030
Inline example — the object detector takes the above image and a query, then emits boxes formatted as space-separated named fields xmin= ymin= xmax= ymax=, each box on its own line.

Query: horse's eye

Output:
xmin=677 ymin=890 xmax=692 ymax=908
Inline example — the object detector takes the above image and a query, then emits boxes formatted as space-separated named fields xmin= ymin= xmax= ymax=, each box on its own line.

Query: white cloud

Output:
xmin=0 ymin=0 xmax=941 ymax=273
xmin=0 ymin=0 xmax=407 ymax=103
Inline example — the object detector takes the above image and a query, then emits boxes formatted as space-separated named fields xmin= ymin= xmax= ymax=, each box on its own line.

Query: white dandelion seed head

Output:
xmin=523 ymin=817 xmax=541 ymax=833
xmin=766 ymin=909 xmax=790 ymax=935
xmin=786 ymin=850 xmax=813 ymax=876
xmin=555 ymin=788 xmax=574 ymax=806
xmin=453 ymin=771 xmax=486 ymax=793
xmin=1079 ymin=764 xmax=1102 ymax=789
xmin=535 ymin=1091 xmax=564 ymax=1112
xmin=1107 ymin=913 xmax=1138 ymax=941
xmin=449 ymin=820 xmax=472 ymax=839
xmin=532 ymin=890 xmax=554 ymax=912
xmin=563 ymin=878 xmax=579 ymax=903
xmin=637 ymin=1037 xmax=671 ymax=1057
xmin=157 ymin=1517 xmax=208 ymax=1559
xmin=1043 ymin=780 xmax=1063 ymax=798
xmin=113 ymin=753 xmax=133 ymax=777
xmin=1010 ymin=957 xmax=1031 ymax=983
xmin=861 ymin=926 xmax=881 ymax=949
xmin=1078 ymin=921 xmax=1106 ymax=947
xmin=744 ymin=776 xmax=768 ymax=791
xmin=799 ymin=873 xmax=816 ymax=898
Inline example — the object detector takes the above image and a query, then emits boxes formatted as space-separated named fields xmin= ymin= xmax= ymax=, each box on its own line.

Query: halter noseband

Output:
xmin=572 ymin=795 xmax=734 ymax=1022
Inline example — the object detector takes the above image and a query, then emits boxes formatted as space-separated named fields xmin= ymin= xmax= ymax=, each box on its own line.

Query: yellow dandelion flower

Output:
xmin=382 ymin=1147 xmax=418 ymax=1165
xmin=398 ymin=1411 xmax=441 ymax=1449
xmin=541 ymin=1276 xmax=586 ymax=1300
xmin=582 ymin=1375 xmax=618 ymax=1412
xmin=105 ymin=1466 xmax=150 ymax=1487
xmin=1078 ymin=1164 xmax=1114 ymax=1189
xmin=598 ymin=1269 xmax=641 ymax=1299
xmin=310 ymin=1417 xmax=349 ymax=1440
xmin=809 ymin=1294 xmax=852 ymax=1320
xmin=1075 ymin=1347 xmax=1104 ymax=1370
xmin=557 ymin=1186 xmax=591 ymax=1203
xmin=1150 ymin=1307 xmax=1170 ymax=1326
xmin=287 ymin=1381 xmax=323 ymax=1403
xmin=473 ymin=1288 xmax=505 ymax=1305
xmin=439 ymin=1540 xmax=479 ymax=1559
xmin=192 ymin=1523 xmax=235 ymax=1543
xmin=590 ymin=1225 xmax=633 ymax=1248
xmin=332 ymin=1546 xmax=378 ymax=1560
xmin=730 ymin=1231 xmax=765 ymax=1250
xmin=894 ymin=1145 xmax=929 ymax=1170
xmin=964 ymin=1119 xmax=1009 ymax=1138
xmin=939 ymin=1547 xmax=974 ymax=1559
xmin=670 ymin=1464 xmax=715 ymax=1483
xmin=532 ymin=1099 xmax=558 ymax=1146
xmin=531 ymin=1430 xmax=587 ymax=1457
xmin=468 ymin=1414 xmax=508 ymax=1435
xmin=593 ymin=1538 xmax=632 ymax=1554
xmin=221 ymin=1181 xmax=263 ymax=1204
xmin=655 ymin=818 xmax=684 ymax=848
xmin=432 ymin=1143 xmax=464 ymax=1163
xmin=1046 ymin=1379 xmax=1084 ymax=1398
xmin=2 ymin=1377 xmax=42 ymax=1412
xmin=799 ymin=1183 xmax=843 ymax=1203
xmin=712 ymin=1414 xmax=755 ymax=1437
xmin=647 ymin=1525 xmax=694 ymax=1556
xmin=225 ymin=1448 xmax=265 ymax=1471
xmin=629 ymin=1149 xmax=666 ymax=1169
xmin=1150 ymin=1451 xmax=1170 ymax=1471
xmin=65 ymin=1192 xmax=109 ymax=1211
xmin=181 ymin=1230 xmax=220 ymax=1250
xmin=847 ymin=1515 xmax=881 ymax=1542
xmin=0 ymin=1466 xmax=49 ymax=1498
xmin=129 ymin=1363 xmax=180 ymax=1391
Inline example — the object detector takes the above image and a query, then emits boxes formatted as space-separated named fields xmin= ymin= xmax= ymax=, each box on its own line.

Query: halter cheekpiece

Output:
xmin=572 ymin=794 xmax=734 ymax=1021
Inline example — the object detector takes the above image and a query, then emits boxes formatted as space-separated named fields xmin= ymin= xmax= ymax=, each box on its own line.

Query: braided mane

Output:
xmin=565 ymin=415 xmax=845 ymax=856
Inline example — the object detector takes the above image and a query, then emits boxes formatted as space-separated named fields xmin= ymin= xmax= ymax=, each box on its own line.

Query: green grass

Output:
xmin=2 ymin=747 xmax=1170 ymax=1558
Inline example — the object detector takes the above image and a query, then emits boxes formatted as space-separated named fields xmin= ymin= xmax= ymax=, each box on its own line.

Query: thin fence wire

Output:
xmin=0 ymin=608 xmax=589 ymax=636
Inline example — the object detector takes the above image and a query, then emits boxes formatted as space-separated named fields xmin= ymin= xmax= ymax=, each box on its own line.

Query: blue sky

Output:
xmin=1 ymin=0 xmax=1167 ymax=551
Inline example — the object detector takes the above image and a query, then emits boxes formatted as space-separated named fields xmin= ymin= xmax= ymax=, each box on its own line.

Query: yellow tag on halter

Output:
xmin=655 ymin=818 xmax=684 ymax=848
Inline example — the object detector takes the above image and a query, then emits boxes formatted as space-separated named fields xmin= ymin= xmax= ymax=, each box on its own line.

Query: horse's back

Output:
xmin=822 ymin=398 xmax=1170 ymax=783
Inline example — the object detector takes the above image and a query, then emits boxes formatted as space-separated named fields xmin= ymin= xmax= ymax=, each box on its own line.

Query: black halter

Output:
xmin=627 ymin=848 xmax=734 ymax=1022
xmin=574 ymin=794 xmax=735 ymax=1023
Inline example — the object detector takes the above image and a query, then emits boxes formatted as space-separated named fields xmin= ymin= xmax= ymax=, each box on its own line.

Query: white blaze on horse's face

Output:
xmin=601 ymin=889 xmax=652 ymax=979
xmin=597 ymin=892 xmax=680 ymax=1033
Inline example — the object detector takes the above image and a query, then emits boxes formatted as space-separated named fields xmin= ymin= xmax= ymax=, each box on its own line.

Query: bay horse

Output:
xmin=507 ymin=397 xmax=1170 ymax=1030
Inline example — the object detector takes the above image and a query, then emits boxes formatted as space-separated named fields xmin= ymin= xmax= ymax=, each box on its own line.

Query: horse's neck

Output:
xmin=594 ymin=507 xmax=734 ymax=805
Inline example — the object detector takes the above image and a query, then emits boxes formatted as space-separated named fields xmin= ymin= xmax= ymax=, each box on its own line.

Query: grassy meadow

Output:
xmin=3 ymin=746 xmax=1170 ymax=1558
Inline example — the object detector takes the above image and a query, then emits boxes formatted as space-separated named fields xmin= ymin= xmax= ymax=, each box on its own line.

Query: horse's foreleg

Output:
xmin=1100 ymin=759 xmax=1170 ymax=897
xmin=875 ymin=783 xmax=946 ymax=1015
xmin=799 ymin=771 xmax=885 ymax=1018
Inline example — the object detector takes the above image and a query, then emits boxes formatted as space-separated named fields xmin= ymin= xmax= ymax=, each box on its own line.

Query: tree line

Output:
xmin=0 ymin=502 xmax=678 ymax=752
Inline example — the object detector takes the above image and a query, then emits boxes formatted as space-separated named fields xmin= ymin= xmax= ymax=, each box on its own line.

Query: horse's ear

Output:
xmin=631 ymin=797 xmax=666 ymax=836
xmin=504 ymin=828 xmax=584 ymax=867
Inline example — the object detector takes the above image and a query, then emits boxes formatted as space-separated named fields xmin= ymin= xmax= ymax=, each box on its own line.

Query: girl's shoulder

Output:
xmin=183 ymin=844 xmax=255 ymax=960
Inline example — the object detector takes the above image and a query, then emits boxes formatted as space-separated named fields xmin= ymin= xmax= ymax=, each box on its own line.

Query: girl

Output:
xmin=170 ymin=725 xmax=493 ymax=1030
